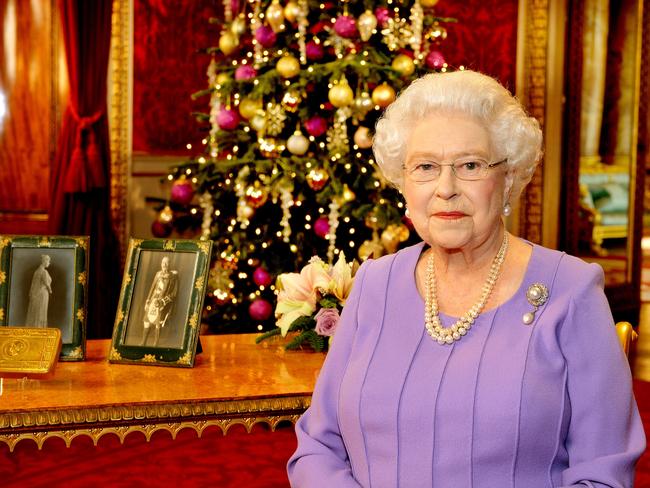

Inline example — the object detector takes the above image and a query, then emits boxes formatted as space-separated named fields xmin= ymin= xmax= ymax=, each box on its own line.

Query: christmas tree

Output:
xmin=154 ymin=0 xmax=455 ymax=335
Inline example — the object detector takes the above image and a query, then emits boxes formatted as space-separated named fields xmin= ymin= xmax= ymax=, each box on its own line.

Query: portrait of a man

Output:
xmin=141 ymin=256 xmax=178 ymax=346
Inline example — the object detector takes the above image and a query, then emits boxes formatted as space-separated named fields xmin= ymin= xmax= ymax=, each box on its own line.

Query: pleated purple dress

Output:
xmin=288 ymin=242 xmax=645 ymax=487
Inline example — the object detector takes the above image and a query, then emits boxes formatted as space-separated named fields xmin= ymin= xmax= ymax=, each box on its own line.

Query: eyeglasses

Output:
xmin=402 ymin=158 xmax=507 ymax=182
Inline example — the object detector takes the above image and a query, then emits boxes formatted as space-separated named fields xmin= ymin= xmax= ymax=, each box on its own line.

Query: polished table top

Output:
xmin=0 ymin=334 xmax=325 ymax=451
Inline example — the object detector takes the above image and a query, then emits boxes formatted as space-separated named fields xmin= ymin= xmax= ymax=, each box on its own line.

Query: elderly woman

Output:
xmin=287 ymin=71 xmax=645 ymax=487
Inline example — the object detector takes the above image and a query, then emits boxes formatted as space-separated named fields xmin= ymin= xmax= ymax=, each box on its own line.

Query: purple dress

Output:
xmin=288 ymin=242 xmax=645 ymax=487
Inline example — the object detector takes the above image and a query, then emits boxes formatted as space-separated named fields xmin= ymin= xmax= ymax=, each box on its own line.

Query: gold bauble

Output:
xmin=276 ymin=55 xmax=300 ymax=78
xmin=420 ymin=0 xmax=440 ymax=6
xmin=287 ymin=130 xmax=310 ymax=155
xmin=216 ymin=72 xmax=230 ymax=86
xmin=219 ymin=31 xmax=238 ymax=56
xmin=239 ymin=98 xmax=263 ymax=120
xmin=342 ymin=184 xmax=356 ymax=202
xmin=354 ymin=91 xmax=374 ymax=116
xmin=359 ymin=237 xmax=384 ymax=261
xmin=371 ymin=83 xmax=396 ymax=108
xmin=358 ymin=10 xmax=378 ymax=42
xmin=266 ymin=0 xmax=285 ymax=32
xmin=380 ymin=227 xmax=400 ymax=254
xmin=394 ymin=223 xmax=410 ymax=242
xmin=231 ymin=15 xmax=247 ymax=37
xmin=284 ymin=1 xmax=301 ymax=23
xmin=392 ymin=54 xmax=415 ymax=76
xmin=158 ymin=205 xmax=174 ymax=224
xmin=328 ymin=78 xmax=354 ymax=108
xmin=306 ymin=168 xmax=329 ymax=191
xmin=258 ymin=137 xmax=280 ymax=157
xmin=250 ymin=112 xmax=267 ymax=132
xmin=353 ymin=126 xmax=373 ymax=149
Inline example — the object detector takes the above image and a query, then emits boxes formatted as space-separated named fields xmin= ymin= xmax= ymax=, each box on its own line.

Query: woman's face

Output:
xmin=402 ymin=111 xmax=511 ymax=251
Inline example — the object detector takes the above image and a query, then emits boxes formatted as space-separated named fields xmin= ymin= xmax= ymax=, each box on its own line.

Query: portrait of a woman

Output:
xmin=288 ymin=70 xmax=646 ymax=487
xmin=25 ymin=254 xmax=53 ymax=327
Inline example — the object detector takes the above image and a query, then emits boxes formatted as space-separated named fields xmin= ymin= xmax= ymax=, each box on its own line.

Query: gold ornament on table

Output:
xmin=264 ymin=103 xmax=287 ymax=136
xmin=276 ymin=55 xmax=301 ymax=78
xmin=328 ymin=76 xmax=354 ymax=108
xmin=284 ymin=1 xmax=301 ymax=23
xmin=392 ymin=54 xmax=415 ymax=76
xmin=287 ymin=129 xmax=310 ymax=155
xmin=306 ymin=168 xmax=330 ymax=191
xmin=353 ymin=126 xmax=373 ymax=149
xmin=358 ymin=10 xmax=378 ymax=42
xmin=219 ymin=31 xmax=238 ymax=55
xmin=266 ymin=0 xmax=285 ymax=32
xmin=372 ymin=82 xmax=396 ymax=108
xmin=239 ymin=97 xmax=263 ymax=120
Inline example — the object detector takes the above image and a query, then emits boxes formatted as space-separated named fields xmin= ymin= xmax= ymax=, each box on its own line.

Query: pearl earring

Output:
xmin=503 ymin=202 xmax=512 ymax=217
xmin=405 ymin=207 xmax=411 ymax=218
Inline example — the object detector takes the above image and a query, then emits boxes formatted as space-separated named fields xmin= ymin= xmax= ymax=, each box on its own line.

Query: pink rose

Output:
xmin=314 ymin=308 xmax=340 ymax=337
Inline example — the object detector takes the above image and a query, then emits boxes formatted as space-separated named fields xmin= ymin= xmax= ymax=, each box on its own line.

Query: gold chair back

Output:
xmin=615 ymin=321 xmax=638 ymax=357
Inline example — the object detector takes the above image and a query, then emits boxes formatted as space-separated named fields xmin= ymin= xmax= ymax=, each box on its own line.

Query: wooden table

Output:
xmin=0 ymin=334 xmax=324 ymax=451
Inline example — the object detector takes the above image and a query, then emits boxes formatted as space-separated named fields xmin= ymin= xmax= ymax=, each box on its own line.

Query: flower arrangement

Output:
xmin=256 ymin=254 xmax=357 ymax=352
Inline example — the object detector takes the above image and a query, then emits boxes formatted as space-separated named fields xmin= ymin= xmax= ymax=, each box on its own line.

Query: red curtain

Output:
xmin=50 ymin=0 xmax=120 ymax=338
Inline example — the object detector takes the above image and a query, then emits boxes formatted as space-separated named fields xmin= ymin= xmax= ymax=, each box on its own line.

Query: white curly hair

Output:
xmin=372 ymin=70 xmax=543 ymax=201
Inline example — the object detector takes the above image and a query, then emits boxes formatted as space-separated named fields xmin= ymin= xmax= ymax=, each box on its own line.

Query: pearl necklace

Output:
xmin=424 ymin=233 xmax=509 ymax=345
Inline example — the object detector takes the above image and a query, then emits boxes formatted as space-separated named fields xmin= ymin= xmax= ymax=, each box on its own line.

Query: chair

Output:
xmin=616 ymin=321 xmax=638 ymax=357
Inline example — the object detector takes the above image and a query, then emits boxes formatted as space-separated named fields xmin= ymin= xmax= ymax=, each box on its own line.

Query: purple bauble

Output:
xmin=374 ymin=7 xmax=390 ymax=27
xmin=217 ymin=107 xmax=240 ymax=131
xmin=151 ymin=220 xmax=172 ymax=238
xmin=306 ymin=40 xmax=324 ymax=61
xmin=314 ymin=216 xmax=330 ymax=238
xmin=170 ymin=179 xmax=195 ymax=205
xmin=235 ymin=65 xmax=257 ymax=80
xmin=304 ymin=115 xmax=328 ymax=137
xmin=334 ymin=15 xmax=357 ymax=39
xmin=249 ymin=298 xmax=273 ymax=321
xmin=253 ymin=267 xmax=273 ymax=287
xmin=425 ymin=50 xmax=446 ymax=70
xmin=255 ymin=25 xmax=277 ymax=48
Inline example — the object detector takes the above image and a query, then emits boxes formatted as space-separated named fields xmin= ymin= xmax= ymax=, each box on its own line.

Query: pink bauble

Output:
xmin=170 ymin=179 xmax=195 ymax=205
xmin=374 ymin=7 xmax=390 ymax=27
xmin=255 ymin=25 xmax=277 ymax=48
xmin=314 ymin=216 xmax=330 ymax=238
xmin=425 ymin=50 xmax=446 ymax=70
xmin=151 ymin=220 xmax=172 ymax=238
xmin=217 ymin=107 xmax=240 ymax=131
xmin=249 ymin=298 xmax=273 ymax=321
xmin=304 ymin=115 xmax=328 ymax=137
xmin=235 ymin=65 xmax=257 ymax=80
xmin=306 ymin=40 xmax=324 ymax=61
xmin=253 ymin=267 xmax=273 ymax=287
xmin=334 ymin=15 xmax=357 ymax=39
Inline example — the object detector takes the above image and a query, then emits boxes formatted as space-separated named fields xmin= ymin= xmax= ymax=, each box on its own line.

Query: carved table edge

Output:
xmin=0 ymin=395 xmax=311 ymax=452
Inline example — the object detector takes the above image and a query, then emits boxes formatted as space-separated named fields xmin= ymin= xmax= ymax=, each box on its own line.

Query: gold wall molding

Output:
xmin=0 ymin=395 xmax=310 ymax=452
xmin=109 ymin=0 xmax=132 ymax=261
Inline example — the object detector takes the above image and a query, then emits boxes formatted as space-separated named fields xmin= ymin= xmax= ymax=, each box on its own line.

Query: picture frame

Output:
xmin=0 ymin=235 xmax=89 ymax=361
xmin=109 ymin=238 xmax=212 ymax=367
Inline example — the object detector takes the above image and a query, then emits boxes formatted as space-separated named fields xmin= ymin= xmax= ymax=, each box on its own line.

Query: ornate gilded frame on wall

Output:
xmin=0 ymin=235 xmax=89 ymax=361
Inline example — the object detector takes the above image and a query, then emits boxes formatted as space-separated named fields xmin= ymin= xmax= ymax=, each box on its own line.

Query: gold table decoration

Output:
xmin=0 ymin=327 xmax=61 ymax=375
xmin=0 ymin=334 xmax=323 ymax=452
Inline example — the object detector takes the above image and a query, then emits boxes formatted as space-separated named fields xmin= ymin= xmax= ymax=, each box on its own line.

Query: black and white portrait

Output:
xmin=124 ymin=250 xmax=197 ymax=349
xmin=7 ymin=247 xmax=76 ymax=343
